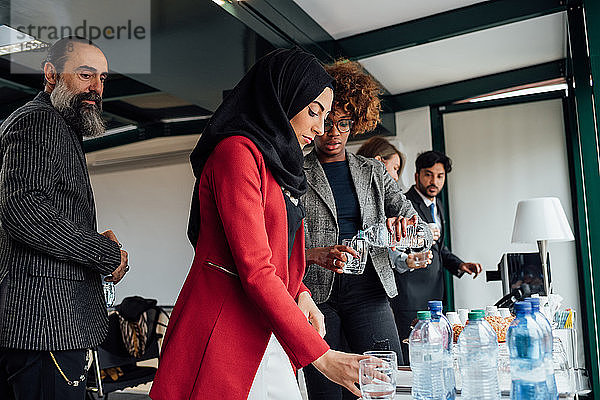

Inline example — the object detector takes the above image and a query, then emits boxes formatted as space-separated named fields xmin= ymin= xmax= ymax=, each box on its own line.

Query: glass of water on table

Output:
xmin=364 ymin=350 xmax=398 ymax=382
xmin=363 ymin=350 xmax=398 ymax=370
xmin=341 ymin=237 xmax=368 ymax=274
xmin=359 ymin=357 xmax=397 ymax=400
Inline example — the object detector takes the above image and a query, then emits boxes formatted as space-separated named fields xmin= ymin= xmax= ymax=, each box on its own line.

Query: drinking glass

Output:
xmin=446 ymin=312 xmax=462 ymax=326
xmin=497 ymin=342 xmax=511 ymax=392
xmin=553 ymin=339 xmax=575 ymax=395
xmin=486 ymin=305 xmax=500 ymax=317
xmin=410 ymin=225 xmax=433 ymax=253
xmin=363 ymin=350 xmax=398 ymax=370
xmin=341 ymin=237 xmax=368 ymax=274
xmin=428 ymin=222 xmax=440 ymax=242
xmin=103 ymin=277 xmax=115 ymax=308
xmin=412 ymin=251 xmax=429 ymax=267
xmin=359 ymin=357 xmax=396 ymax=400
xmin=498 ymin=308 xmax=512 ymax=318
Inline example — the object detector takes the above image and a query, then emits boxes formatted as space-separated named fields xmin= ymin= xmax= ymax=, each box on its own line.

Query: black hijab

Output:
xmin=187 ymin=48 xmax=333 ymax=245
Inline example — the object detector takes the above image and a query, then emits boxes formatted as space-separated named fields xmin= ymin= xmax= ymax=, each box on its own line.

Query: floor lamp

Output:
xmin=511 ymin=197 xmax=574 ymax=295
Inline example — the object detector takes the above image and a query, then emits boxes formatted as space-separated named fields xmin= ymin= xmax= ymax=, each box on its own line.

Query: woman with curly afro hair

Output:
xmin=301 ymin=60 xmax=431 ymax=399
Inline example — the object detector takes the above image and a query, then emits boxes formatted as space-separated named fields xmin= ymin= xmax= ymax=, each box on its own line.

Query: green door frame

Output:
xmin=566 ymin=3 xmax=600 ymax=397
xmin=429 ymin=105 xmax=455 ymax=312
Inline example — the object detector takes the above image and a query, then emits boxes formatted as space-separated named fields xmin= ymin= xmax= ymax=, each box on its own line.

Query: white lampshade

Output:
xmin=511 ymin=197 xmax=575 ymax=243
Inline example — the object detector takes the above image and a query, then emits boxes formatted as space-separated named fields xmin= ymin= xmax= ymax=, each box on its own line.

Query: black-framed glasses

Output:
xmin=324 ymin=118 xmax=354 ymax=133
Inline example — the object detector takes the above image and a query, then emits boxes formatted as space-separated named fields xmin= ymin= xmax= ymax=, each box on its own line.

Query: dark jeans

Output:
xmin=0 ymin=348 xmax=88 ymax=400
xmin=304 ymin=262 xmax=402 ymax=400
xmin=388 ymin=307 xmax=418 ymax=365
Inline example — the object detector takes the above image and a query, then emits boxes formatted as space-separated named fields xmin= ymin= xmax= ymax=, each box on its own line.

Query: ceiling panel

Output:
xmin=292 ymin=0 xmax=489 ymax=39
xmin=360 ymin=12 xmax=566 ymax=95
xmin=86 ymin=134 xmax=200 ymax=166
xmin=121 ymin=93 xmax=192 ymax=109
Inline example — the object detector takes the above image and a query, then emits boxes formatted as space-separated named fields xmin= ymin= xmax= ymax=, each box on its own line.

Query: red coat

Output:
xmin=150 ymin=136 xmax=329 ymax=400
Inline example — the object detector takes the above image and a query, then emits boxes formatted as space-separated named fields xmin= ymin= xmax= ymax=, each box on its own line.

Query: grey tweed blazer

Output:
xmin=302 ymin=149 xmax=430 ymax=304
xmin=0 ymin=92 xmax=122 ymax=351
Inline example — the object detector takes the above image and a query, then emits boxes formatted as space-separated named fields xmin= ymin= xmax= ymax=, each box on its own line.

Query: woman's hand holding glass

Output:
xmin=359 ymin=357 xmax=397 ymax=400
xmin=312 ymin=350 xmax=370 ymax=397
xmin=306 ymin=245 xmax=358 ymax=274
xmin=341 ymin=238 xmax=368 ymax=274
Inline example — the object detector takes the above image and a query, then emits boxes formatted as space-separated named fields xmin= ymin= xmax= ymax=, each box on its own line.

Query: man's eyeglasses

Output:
xmin=324 ymin=118 xmax=354 ymax=133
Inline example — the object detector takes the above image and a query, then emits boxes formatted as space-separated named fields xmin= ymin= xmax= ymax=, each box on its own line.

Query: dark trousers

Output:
xmin=0 ymin=348 xmax=88 ymax=400
xmin=389 ymin=307 xmax=418 ymax=365
xmin=303 ymin=263 xmax=402 ymax=400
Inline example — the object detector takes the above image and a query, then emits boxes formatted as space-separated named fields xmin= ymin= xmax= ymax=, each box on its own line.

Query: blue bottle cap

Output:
xmin=524 ymin=297 xmax=541 ymax=311
xmin=514 ymin=301 xmax=532 ymax=314
xmin=428 ymin=300 xmax=443 ymax=311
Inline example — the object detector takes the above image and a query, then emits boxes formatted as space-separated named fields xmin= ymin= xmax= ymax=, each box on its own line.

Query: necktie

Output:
xmin=429 ymin=203 xmax=436 ymax=224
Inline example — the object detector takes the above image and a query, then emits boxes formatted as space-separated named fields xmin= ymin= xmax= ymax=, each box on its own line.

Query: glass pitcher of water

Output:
xmin=356 ymin=223 xmax=432 ymax=253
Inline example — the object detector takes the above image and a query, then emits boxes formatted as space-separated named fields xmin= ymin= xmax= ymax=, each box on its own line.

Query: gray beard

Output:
xmin=50 ymin=78 xmax=105 ymax=138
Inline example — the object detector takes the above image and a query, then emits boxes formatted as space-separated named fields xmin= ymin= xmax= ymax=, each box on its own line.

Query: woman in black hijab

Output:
xmin=150 ymin=48 xmax=367 ymax=400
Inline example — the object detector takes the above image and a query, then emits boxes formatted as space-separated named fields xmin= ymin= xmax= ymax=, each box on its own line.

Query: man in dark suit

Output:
xmin=390 ymin=150 xmax=481 ymax=364
xmin=0 ymin=37 xmax=129 ymax=399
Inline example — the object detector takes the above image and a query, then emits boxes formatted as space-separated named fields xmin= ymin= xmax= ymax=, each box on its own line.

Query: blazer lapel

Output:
xmin=347 ymin=152 xmax=372 ymax=224
xmin=436 ymin=197 xmax=446 ymax=238
xmin=419 ymin=201 xmax=432 ymax=224
xmin=304 ymin=149 xmax=337 ymax=222
xmin=407 ymin=186 xmax=432 ymax=223
xmin=65 ymin=127 xmax=95 ymax=213
xmin=68 ymin=132 xmax=88 ymax=173
xmin=436 ymin=197 xmax=446 ymax=225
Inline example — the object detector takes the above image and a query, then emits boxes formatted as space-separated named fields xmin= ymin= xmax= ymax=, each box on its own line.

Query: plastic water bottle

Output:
xmin=471 ymin=309 xmax=500 ymax=348
xmin=525 ymin=297 xmax=558 ymax=399
xmin=485 ymin=305 xmax=500 ymax=317
xmin=428 ymin=301 xmax=456 ymax=399
xmin=507 ymin=301 xmax=547 ymax=400
xmin=409 ymin=311 xmax=445 ymax=400
xmin=471 ymin=309 xmax=497 ymax=337
xmin=457 ymin=311 xmax=500 ymax=400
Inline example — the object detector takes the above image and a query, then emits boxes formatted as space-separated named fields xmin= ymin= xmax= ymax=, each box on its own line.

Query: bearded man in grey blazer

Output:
xmin=0 ymin=37 xmax=129 ymax=400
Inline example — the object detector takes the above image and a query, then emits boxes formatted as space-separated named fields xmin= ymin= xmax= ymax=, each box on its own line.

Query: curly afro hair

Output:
xmin=324 ymin=59 xmax=382 ymax=135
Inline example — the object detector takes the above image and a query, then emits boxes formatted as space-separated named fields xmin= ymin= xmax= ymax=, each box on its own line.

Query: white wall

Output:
xmin=443 ymin=99 xmax=583 ymax=365
xmin=90 ymin=160 xmax=196 ymax=305
xmin=394 ymin=107 xmax=432 ymax=190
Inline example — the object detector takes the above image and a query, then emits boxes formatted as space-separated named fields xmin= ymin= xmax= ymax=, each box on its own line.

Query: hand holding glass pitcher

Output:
xmin=356 ymin=216 xmax=433 ymax=253
xmin=356 ymin=216 xmax=433 ymax=269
